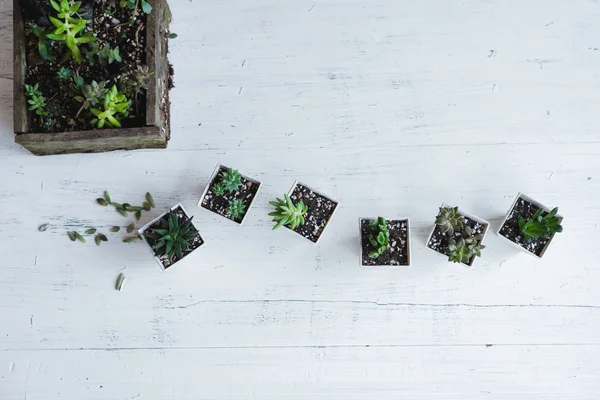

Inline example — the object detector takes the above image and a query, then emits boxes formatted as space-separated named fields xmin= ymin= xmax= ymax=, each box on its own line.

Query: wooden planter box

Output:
xmin=13 ymin=0 xmax=172 ymax=156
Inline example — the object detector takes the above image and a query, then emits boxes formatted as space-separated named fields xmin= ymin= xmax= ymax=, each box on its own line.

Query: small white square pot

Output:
xmin=139 ymin=203 xmax=205 ymax=270
xmin=198 ymin=163 xmax=262 ymax=226
xmin=359 ymin=217 xmax=411 ymax=268
xmin=497 ymin=193 xmax=563 ymax=258
xmin=426 ymin=204 xmax=490 ymax=267
xmin=279 ymin=181 xmax=339 ymax=245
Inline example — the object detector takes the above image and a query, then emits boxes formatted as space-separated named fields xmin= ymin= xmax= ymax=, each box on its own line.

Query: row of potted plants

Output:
xmin=63 ymin=164 xmax=563 ymax=270
xmin=132 ymin=164 xmax=563 ymax=270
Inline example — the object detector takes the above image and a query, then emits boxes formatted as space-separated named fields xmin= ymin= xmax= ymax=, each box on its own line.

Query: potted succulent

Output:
xmin=269 ymin=181 xmax=339 ymax=244
xmin=497 ymin=193 xmax=563 ymax=258
xmin=139 ymin=204 xmax=205 ymax=270
xmin=359 ymin=217 xmax=410 ymax=267
xmin=198 ymin=164 xmax=262 ymax=225
xmin=14 ymin=0 xmax=174 ymax=155
xmin=426 ymin=205 xmax=489 ymax=266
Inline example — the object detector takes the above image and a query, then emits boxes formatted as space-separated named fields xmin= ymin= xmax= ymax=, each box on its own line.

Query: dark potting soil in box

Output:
xmin=143 ymin=207 xmax=204 ymax=269
xmin=287 ymin=184 xmax=338 ymax=243
xmin=21 ymin=0 xmax=156 ymax=133
xmin=498 ymin=197 xmax=560 ymax=257
xmin=427 ymin=214 xmax=487 ymax=266
xmin=361 ymin=219 xmax=409 ymax=266
xmin=201 ymin=167 xmax=260 ymax=224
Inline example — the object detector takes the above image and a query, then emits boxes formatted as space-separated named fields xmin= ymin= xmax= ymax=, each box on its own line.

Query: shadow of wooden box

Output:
xmin=13 ymin=0 xmax=172 ymax=156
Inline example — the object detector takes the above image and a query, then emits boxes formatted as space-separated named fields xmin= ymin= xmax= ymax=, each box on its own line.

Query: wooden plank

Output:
xmin=2 ymin=346 xmax=599 ymax=399
xmin=12 ymin=0 xmax=27 ymax=133
xmin=14 ymin=126 xmax=166 ymax=155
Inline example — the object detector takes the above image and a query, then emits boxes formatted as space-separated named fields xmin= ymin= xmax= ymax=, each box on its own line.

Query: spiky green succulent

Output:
xmin=212 ymin=182 xmax=227 ymax=196
xmin=435 ymin=206 xmax=463 ymax=235
xmin=90 ymin=85 xmax=131 ymax=128
xmin=367 ymin=217 xmax=390 ymax=259
xmin=269 ymin=194 xmax=308 ymax=230
xmin=46 ymin=0 xmax=96 ymax=64
xmin=143 ymin=211 xmax=197 ymax=263
xmin=226 ymin=199 xmax=247 ymax=220
xmin=518 ymin=207 xmax=562 ymax=242
xmin=220 ymin=168 xmax=242 ymax=193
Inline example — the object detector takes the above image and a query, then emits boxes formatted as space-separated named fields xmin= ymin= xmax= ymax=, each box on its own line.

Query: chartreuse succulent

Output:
xmin=143 ymin=211 xmax=197 ymax=263
xmin=518 ymin=207 xmax=562 ymax=242
xmin=447 ymin=225 xmax=485 ymax=264
xmin=46 ymin=0 xmax=95 ymax=64
xmin=220 ymin=168 xmax=242 ymax=193
xmin=226 ymin=199 xmax=247 ymax=220
xmin=435 ymin=206 xmax=463 ymax=235
xmin=269 ymin=194 xmax=308 ymax=230
xmin=368 ymin=217 xmax=390 ymax=259
xmin=90 ymin=85 xmax=131 ymax=128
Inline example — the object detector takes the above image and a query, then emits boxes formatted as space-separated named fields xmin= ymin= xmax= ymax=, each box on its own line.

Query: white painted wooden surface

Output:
xmin=1 ymin=0 xmax=600 ymax=398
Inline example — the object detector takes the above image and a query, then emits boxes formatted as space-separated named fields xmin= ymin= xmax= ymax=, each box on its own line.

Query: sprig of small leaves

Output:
xmin=226 ymin=199 xmax=247 ymax=220
xmin=268 ymin=194 xmax=308 ymax=230
xmin=367 ymin=217 xmax=390 ymax=259
xmin=518 ymin=207 xmax=563 ymax=242
xmin=25 ymin=83 xmax=48 ymax=119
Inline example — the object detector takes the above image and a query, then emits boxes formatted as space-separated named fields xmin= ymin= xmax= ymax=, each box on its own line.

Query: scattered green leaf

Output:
xmin=110 ymin=226 xmax=121 ymax=232
xmin=68 ymin=231 xmax=76 ymax=241
xmin=73 ymin=231 xmax=86 ymax=243
xmin=115 ymin=273 xmax=126 ymax=291
xmin=38 ymin=223 xmax=50 ymax=232
xmin=127 ymin=223 xmax=135 ymax=233
xmin=97 ymin=198 xmax=109 ymax=206
xmin=85 ymin=228 xmax=97 ymax=235
xmin=146 ymin=192 xmax=155 ymax=208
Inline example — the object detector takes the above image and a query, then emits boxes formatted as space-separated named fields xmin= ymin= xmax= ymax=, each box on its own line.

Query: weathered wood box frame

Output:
xmin=13 ymin=0 xmax=172 ymax=156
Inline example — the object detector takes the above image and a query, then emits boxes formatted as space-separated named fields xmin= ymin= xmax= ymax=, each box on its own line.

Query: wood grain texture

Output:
xmin=1 ymin=0 xmax=600 ymax=398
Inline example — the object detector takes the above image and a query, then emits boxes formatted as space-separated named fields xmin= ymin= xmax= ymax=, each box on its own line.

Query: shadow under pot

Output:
xmin=497 ymin=193 xmax=563 ymax=258
xmin=139 ymin=204 xmax=205 ymax=270
xmin=199 ymin=164 xmax=262 ymax=225
xmin=359 ymin=217 xmax=411 ymax=267
xmin=426 ymin=204 xmax=489 ymax=267
xmin=269 ymin=181 xmax=339 ymax=244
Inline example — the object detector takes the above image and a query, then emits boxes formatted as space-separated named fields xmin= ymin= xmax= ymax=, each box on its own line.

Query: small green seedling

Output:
xmin=518 ymin=207 xmax=563 ymax=242
xmin=143 ymin=211 xmax=197 ymax=263
xmin=226 ymin=199 xmax=247 ymax=220
xmin=367 ymin=217 xmax=390 ymax=259
xmin=435 ymin=206 xmax=463 ymax=236
xmin=46 ymin=0 xmax=96 ymax=64
xmin=90 ymin=85 xmax=131 ymax=128
xmin=25 ymin=83 xmax=48 ymax=118
xmin=220 ymin=168 xmax=242 ymax=193
xmin=57 ymin=67 xmax=72 ymax=80
xmin=269 ymin=194 xmax=308 ymax=230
